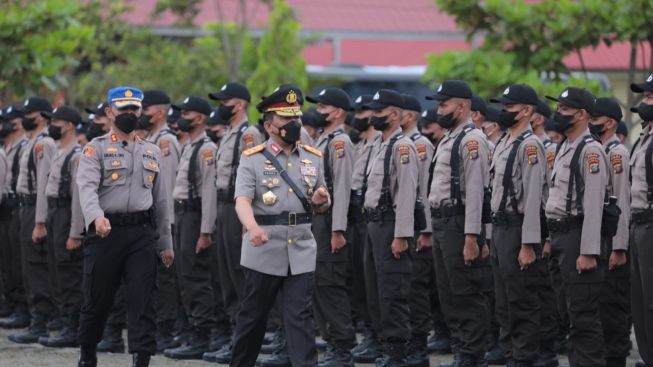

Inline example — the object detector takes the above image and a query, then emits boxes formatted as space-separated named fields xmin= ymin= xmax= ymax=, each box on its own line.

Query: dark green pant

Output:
xmin=630 ymin=222 xmax=653 ymax=365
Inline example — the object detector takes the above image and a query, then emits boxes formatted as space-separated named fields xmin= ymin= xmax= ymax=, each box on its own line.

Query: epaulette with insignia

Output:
xmin=301 ymin=144 xmax=323 ymax=157
xmin=243 ymin=144 xmax=265 ymax=156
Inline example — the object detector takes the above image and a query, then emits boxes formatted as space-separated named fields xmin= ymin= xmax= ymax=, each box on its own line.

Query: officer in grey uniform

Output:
xmin=427 ymin=80 xmax=490 ymax=366
xmin=361 ymin=89 xmax=418 ymax=365
xmin=204 ymin=82 xmax=264 ymax=363
xmin=306 ymin=87 xmax=356 ymax=366
xmin=38 ymin=106 xmax=85 ymax=348
xmin=488 ymin=85 xmax=546 ymax=367
xmin=9 ymin=97 xmax=57 ymax=344
xmin=163 ymin=96 xmax=218 ymax=360
xmin=76 ymin=87 xmax=173 ymax=367
xmin=544 ymin=87 xmax=608 ymax=367
xmin=590 ymin=97 xmax=631 ymax=367
xmin=0 ymin=106 xmax=30 ymax=329
xmin=229 ymin=85 xmax=331 ymax=367
xmin=626 ymin=74 xmax=653 ymax=367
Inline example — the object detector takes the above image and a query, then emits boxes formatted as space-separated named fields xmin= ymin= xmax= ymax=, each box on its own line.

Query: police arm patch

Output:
xmin=398 ymin=145 xmax=410 ymax=164
xmin=416 ymin=144 xmax=428 ymax=161
xmin=525 ymin=145 xmax=539 ymax=165
xmin=586 ymin=152 xmax=600 ymax=174
xmin=159 ymin=140 xmax=171 ymax=157
xmin=243 ymin=133 xmax=255 ymax=149
xmin=333 ymin=141 xmax=345 ymax=159
xmin=203 ymin=149 xmax=215 ymax=166
xmin=35 ymin=143 xmax=44 ymax=160
xmin=465 ymin=140 xmax=479 ymax=160
xmin=610 ymin=153 xmax=623 ymax=174
xmin=83 ymin=145 xmax=95 ymax=158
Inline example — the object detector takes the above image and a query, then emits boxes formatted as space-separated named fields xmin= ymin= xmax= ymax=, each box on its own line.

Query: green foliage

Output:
xmin=151 ymin=0 xmax=203 ymax=27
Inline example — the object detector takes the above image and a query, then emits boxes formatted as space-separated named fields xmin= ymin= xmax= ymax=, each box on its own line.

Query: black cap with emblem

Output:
xmin=546 ymin=87 xmax=595 ymax=114
xmin=300 ymin=108 xmax=322 ymax=128
xmin=631 ymin=73 xmax=653 ymax=93
xmin=18 ymin=97 xmax=52 ymax=114
xmin=592 ymin=97 xmax=622 ymax=122
xmin=363 ymin=89 xmax=404 ymax=110
xmin=426 ymin=80 xmax=472 ymax=101
xmin=419 ymin=108 xmax=440 ymax=125
xmin=167 ymin=105 xmax=181 ymax=124
xmin=209 ymin=82 xmax=251 ymax=102
xmin=142 ymin=90 xmax=171 ymax=108
xmin=306 ymin=87 xmax=353 ymax=111
xmin=484 ymin=106 xmax=501 ymax=123
xmin=536 ymin=99 xmax=552 ymax=118
xmin=471 ymin=94 xmax=487 ymax=115
xmin=490 ymin=84 xmax=539 ymax=106
xmin=85 ymin=102 xmax=108 ymax=117
xmin=207 ymin=109 xmax=228 ymax=126
xmin=353 ymin=95 xmax=373 ymax=112
xmin=41 ymin=106 xmax=82 ymax=125
xmin=173 ymin=96 xmax=212 ymax=116
xmin=401 ymin=94 xmax=422 ymax=113
xmin=2 ymin=105 xmax=22 ymax=120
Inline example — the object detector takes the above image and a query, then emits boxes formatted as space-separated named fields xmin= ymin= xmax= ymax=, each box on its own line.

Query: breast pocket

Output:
xmin=142 ymin=160 xmax=159 ymax=189
xmin=103 ymin=159 xmax=127 ymax=186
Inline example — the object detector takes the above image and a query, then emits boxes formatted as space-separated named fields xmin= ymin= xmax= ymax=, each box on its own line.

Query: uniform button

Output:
xmin=287 ymin=239 xmax=292 ymax=245
xmin=289 ymin=188 xmax=293 ymax=193
xmin=287 ymin=163 xmax=293 ymax=168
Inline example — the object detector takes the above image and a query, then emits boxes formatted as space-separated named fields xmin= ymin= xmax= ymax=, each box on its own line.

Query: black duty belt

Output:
xmin=174 ymin=198 xmax=201 ymax=213
xmin=255 ymin=212 xmax=312 ymax=226
xmin=216 ymin=189 xmax=235 ymax=203
xmin=18 ymin=194 xmax=36 ymax=206
xmin=632 ymin=210 xmax=653 ymax=225
xmin=546 ymin=216 xmax=584 ymax=234
xmin=365 ymin=208 xmax=396 ymax=223
xmin=105 ymin=210 xmax=152 ymax=226
xmin=47 ymin=197 xmax=71 ymax=208
xmin=491 ymin=213 xmax=524 ymax=227
xmin=430 ymin=205 xmax=465 ymax=219
xmin=2 ymin=193 xmax=17 ymax=200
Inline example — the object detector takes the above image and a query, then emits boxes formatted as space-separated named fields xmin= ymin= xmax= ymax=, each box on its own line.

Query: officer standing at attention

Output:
xmin=488 ymin=84 xmax=546 ymax=367
xmin=204 ymin=82 xmax=263 ymax=363
xmin=229 ymin=85 xmax=331 ymax=367
xmin=590 ymin=97 xmax=631 ymax=367
xmin=544 ymin=87 xmax=607 ymax=367
xmin=164 ymin=96 xmax=218 ymax=360
xmin=362 ymin=89 xmax=418 ymax=365
xmin=140 ymin=89 xmax=181 ymax=352
xmin=10 ymin=97 xmax=57 ymax=344
xmin=39 ymin=106 xmax=85 ymax=349
xmin=306 ymin=87 xmax=356 ymax=366
xmin=76 ymin=87 xmax=173 ymax=367
xmin=427 ymin=80 xmax=489 ymax=367
xmin=624 ymin=73 xmax=653 ymax=367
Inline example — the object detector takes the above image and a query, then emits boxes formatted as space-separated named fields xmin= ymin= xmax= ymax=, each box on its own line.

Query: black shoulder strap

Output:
xmin=450 ymin=124 xmax=475 ymax=206
xmin=229 ymin=122 xmax=250 ymax=198
xmin=645 ymin=136 xmax=653 ymax=208
xmin=410 ymin=132 xmax=421 ymax=142
xmin=605 ymin=140 xmax=619 ymax=155
xmin=27 ymin=133 xmax=47 ymax=193
xmin=378 ymin=133 xmax=403 ymax=210
xmin=361 ymin=135 xmax=378 ymax=193
xmin=566 ymin=135 xmax=593 ymax=216
xmin=154 ymin=129 xmax=173 ymax=144
xmin=188 ymin=138 xmax=207 ymax=199
xmin=631 ymin=137 xmax=642 ymax=158
xmin=10 ymin=140 xmax=25 ymax=193
xmin=261 ymin=149 xmax=312 ymax=213
xmin=498 ymin=130 xmax=532 ymax=214
xmin=323 ymin=130 xmax=343 ymax=197
xmin=58 ymin=146 xmax=81 ymax=198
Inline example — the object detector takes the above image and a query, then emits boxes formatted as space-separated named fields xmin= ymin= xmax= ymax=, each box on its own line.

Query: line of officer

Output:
xmin=306 ymin=86 xmax=357 ymax=366
xmin=229 ymin=85 xmax=331 ymax=367
xmin=428 ymin=80 xmax=490 ymax=367
xmin=76 ymin=87 xmax=173 ymax=367
xmin=164 ymin=96 xmax=218 ymax=360
xmin=544 ymin=87 xmax=608 ymax=367
xmin=0 ymin=106 xmax=30 ymax=329
xmin=627 ymin=74 xmax=653 ymax=367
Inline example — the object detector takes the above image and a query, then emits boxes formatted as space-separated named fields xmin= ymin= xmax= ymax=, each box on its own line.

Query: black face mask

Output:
xmin=636 ymin=103 xmax=653 ymax=122
xmin=352 ymin=117 xmax=370 ymax=132
xmin=206 ymin=129 xmax=220 ymax=143
xmin=86 ymin=123 xmax=106 ymax=141
xmin=348 ymin=129 xmax=362 ymax=144
xmin=22 ymin=117 xmax=38 ymax=131
xmin=552 ymin=111 xmax=574 ymax=133
xmin=498 ymin=110 xmax=520 ymax=128
xmin=589 ymin=123 xmax=605 ymax=136
xmin=138 ymin=114 xmax=154 ymax=130
xmin=314 ymin=112 xmax=330 ymax=128
xmin=277 ymin=120 xmax=301 ymax=145
xmin=177 ymin=118 xmax=194 ymax=132
xmin=218 ymin=104 xmax=236 ymax=121
xmin=0 ymin=122 xmax=14 ymax=138
xmin=48 ymin=125 xmax=63 ymax=140
xmin=114 ymin=112 xmax=138 ymax=134
xmin=436 ymin=112 xmax=456 ymax=129
xmin=370 ymin=115 xmax=390 ymax=131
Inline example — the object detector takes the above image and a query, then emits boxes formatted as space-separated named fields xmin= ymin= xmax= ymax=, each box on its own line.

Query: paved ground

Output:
xmin=0 ymin=327 xmax=643 ymax=366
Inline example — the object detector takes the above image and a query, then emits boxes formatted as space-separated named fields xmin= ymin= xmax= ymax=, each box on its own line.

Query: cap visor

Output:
xmin=362 ymin=101 xmax=389 ymax=110
xmin=40 ymin=111 xmax=53 ymax=119
xmin=208 ymin=91 xmax=231 ymax=101
xmin=113 ymin=100 xmax=142 ymax=109
xmin=489 ymin=95 xmax=514 ymax=104
xmin=630 ymin=83 xmax=653 ymax=93
xmin=425 ymin=93 xmax=451 ymax=101
xmin=630 ymin=106 xmax=639 ymax=113
xmin=274 ymin=109 xmax=303 ymax=117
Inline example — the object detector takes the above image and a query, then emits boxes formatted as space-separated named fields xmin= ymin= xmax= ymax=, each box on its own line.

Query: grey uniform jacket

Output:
xmin=45 ymin=143 xmax=85 ymax=238
xmin=149 ymin=125 xmax=181 ymax=224
xmin=352 ymin=132 xmax=381 ymax=192
xmin=2 ymin=137 xmax=28 ymax=199
xmin=604 ymin=135 xmax=630 ymax=251
xmin=631 ymin=123 xmax=653 ymax=212
xmin=76 ymin=132 xmax=172 ymax=252
xmin=215 ymin=120 xmax=263 ymax=191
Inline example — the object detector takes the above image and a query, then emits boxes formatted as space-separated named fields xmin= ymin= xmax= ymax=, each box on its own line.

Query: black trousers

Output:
xmin=364 ymin=220 xmax=412 ymax=343
xmin=46 ymin=206 xmax=83 ymax=320
xmin=347 ymin=221 xmax=370 ymax=328
xmin=549 ymin=227 xmax=605 ymax=367
xmin=215 ymin=201 xmax=246 ymax=323
xmin=312 ymin=213 xmax=355 ymax=348
xmin=77 ymin=224 xmax=158 ymax=354
xmin=19 ymin=204 xmax=55 ymax=318
xmin=600 ymin=260 xmax=630 ymax=365
xmin=491 ymin=224 xmax=542 ymax=362
xmin=0 ymin=206 xmax=26 ymax=312
xmin=409 ymin=237 xmax=433 ymax=340
xmin=432 ymin=215 xmax=488 ymax=358
xmin=175 ymin=209 xmax=216 ymax=331
xmin=631 ymin=222 xmax=653 ymax=365
xmin=537 ymin=255 xmax=560 ymax=353
xmin=230 ymin=269 xmax=316 ymax=367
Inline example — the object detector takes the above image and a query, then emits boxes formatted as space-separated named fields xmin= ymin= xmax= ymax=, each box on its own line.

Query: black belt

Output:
xmin=47 ymin=197 xmax=71 ymax=208
xmin=632 ymin=210 xmax=653 ymax=224
xmin=174 ymin=198 xmax=201 ymax=213
xmin=365 ymin=208 xmax=395 ymax=223
xmin=546 ymin=216 xmax=584 ymax=233
xmin=105 ymin=210 xmax=152 ymax=226
xmin=255 ymin=211 xmax=312 ymax=226
xmin=430 ymin=205 xmax=465 ymax=219
xmin=18 ymin=194 xmax=36 ymax=206
xmin=2 ymin=193 xmax=17 ymax=200
xmin=216 ymin=189 xmax=235 ymax=203
xmin=491 ymin=213 xmax=524 ymax=227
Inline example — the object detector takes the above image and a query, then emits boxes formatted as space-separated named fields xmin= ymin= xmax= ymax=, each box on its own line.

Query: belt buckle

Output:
xmin=288 ymin=212 xmax=297 ymax=227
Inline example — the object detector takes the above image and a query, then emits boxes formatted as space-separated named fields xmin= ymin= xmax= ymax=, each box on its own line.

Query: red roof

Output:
xmin=564 ymin=40 xmax=651 ymax=71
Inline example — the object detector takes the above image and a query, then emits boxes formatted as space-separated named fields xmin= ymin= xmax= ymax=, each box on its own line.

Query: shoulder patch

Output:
xmin=110 ymin=134 xmax=118 ymax=143
xmin=586 ymin=152 xmax=600 ymax=174
xmin=333 ymin=140 xmax=346 ymax=158
xmin=83 ymin=145 xmax=95 ymax=158
xmin=416 ymin=144 xmax=428 ymax=161
xmin=465 ymin=140 xmax=479 ymax=160
xmin=398 ymin=145 xmax=410 ymax=164
xmin=546 ymin=151 xmax=554 ymax=166
xmin=159 ymin=139 xmax=171 ymax=157
xmin=610 ymin=153 xmax=623 ymax=174
xmin=242 ymin=133 xmax=255 ymax=149
xmin=243 ymin=144 xmax=265 ymax=157
xmin=302 ymin=144 xmax=323 ymax=157
xmin=525 ymin=145 xmax=539 ymax=165
xmin=203 ymin=149 xmax=215 ymax=166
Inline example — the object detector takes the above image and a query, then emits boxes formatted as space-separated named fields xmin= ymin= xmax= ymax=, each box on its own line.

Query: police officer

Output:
xmin=419 ymin=108 xmax=447 ymax=148
xmin=164 ymin=96 xmax=218 ymax=360
xmin=9 ymin=97 xmax=57 ymax=344
xmin=300 ymin=108 xmax=323 ymax=142
xmin=488 ymin=84 xmax=546 ymax=367
xmin=361 ymin=89 xmax=418 ymax=365
xmin=36 ymin=106 xmax=85 ymax=349
xmin=207 ymin=109 xmax=228 ymax=146
xmin=229 ymin=85 xmax=331 ymax=367
xmin=626 ymin=74 xmax=653 ymax=367
xmin=480 ymin=107 xmax=503 ymax=146
xmin=544 ymin=87 xmax=607 ymax=367
xmin=590 ymin=97 xmax=631 ymax=367
xmin=615 ymin=121 xmax=628 ymax=145
xmin=471 ymin=94 xmax=487 ymax=129
xmin=76 ymin=87 xmax=173 ymax=367
xmin=427 ymin=80 xmax=489 ymax=366
xmin=84 ymin=103 xmax=111 ymax=142
xmin=0 ymin=106 xmax=30 ymax=330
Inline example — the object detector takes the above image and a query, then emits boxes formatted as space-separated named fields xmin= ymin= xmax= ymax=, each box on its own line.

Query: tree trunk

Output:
xmin=626 ymin=40 xmax=637 ymax=127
